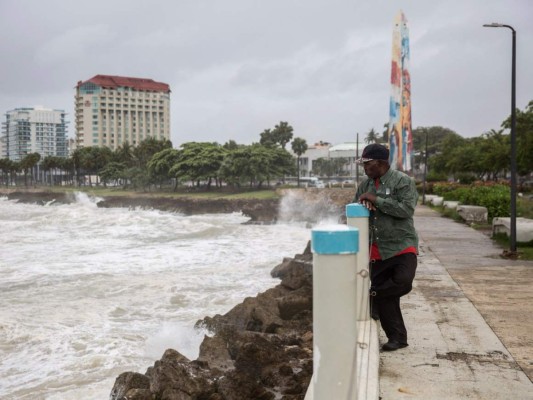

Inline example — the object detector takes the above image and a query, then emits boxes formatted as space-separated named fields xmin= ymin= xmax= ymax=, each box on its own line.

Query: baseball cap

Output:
xmin=357 ymin=143 xmax=390 ymax=163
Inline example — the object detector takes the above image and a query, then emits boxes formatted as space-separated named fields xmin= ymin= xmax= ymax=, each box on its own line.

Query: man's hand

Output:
xmin=359 ymin=192 xmax=377 ymax=211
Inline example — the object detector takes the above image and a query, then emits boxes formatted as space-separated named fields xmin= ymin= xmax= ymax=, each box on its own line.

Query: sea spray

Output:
xmin=278 ymin=188 xmax=347 ymax=224
xmin=0 ymin=196 xmax=310 ymax=399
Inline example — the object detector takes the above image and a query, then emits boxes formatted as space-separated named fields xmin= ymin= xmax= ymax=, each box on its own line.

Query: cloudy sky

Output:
xmin=1 ymin=0 xmax=532 ymax=147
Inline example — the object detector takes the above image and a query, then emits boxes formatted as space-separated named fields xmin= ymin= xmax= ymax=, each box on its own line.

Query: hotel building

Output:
xmin=1 ymin=107 xmax=68 ymax=161
xmin=75 ymin=75 xmax=171 ymax=150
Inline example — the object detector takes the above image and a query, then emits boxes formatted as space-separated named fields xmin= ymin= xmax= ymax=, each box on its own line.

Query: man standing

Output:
xmin=355 ymin=143 xmax=418 ymax=351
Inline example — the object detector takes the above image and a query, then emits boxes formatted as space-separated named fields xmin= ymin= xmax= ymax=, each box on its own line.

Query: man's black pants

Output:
xmin=370 ymin=253 xmax=417 ymax=344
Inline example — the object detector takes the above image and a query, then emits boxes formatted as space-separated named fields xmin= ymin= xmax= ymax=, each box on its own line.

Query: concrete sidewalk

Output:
xmin=378 ymin=205 xmax=533 ymax=399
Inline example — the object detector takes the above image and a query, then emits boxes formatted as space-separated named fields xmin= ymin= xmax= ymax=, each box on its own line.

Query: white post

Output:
xmin=346 ymin=203 xmax=370 ymax=321
xmin=307 ymin=224 xmax=359 ymax=400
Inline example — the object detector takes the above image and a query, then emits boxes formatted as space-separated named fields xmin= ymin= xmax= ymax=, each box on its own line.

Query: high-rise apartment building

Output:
xmin=1 ymin=107 xmax=68 ymax=161
xmin=75 ymin=75 xmax=171 ymax=150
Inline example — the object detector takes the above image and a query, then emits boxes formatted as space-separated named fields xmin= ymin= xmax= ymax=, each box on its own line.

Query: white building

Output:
xmin=1 ymin=107 xmax=68 ymax=161
xmin=297 ymin=141 xmax=365 ymax=178
xmin=75 ymin=75 xmax=171 ymax=150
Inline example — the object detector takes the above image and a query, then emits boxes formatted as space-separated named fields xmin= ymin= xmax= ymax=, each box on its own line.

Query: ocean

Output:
xmin=0 ymin=193 xmax=313 ymax=399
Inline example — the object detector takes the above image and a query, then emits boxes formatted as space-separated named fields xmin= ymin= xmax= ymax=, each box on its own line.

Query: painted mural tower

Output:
xmin=388 ymin=10 xmax=413 ymax=172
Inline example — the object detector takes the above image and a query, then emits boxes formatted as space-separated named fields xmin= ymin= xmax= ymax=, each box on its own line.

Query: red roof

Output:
xmin=78 ymin=75 xmax=170 ymax=92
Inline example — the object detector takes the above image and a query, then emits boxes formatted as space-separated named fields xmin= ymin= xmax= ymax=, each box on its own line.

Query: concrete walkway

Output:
xmin=378 ymin=205 xmax=533 ymax=399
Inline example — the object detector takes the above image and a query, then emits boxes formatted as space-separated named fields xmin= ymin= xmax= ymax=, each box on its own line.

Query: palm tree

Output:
xmin=365 ymin=128 xmax=380 ymax=144
xmin=114 ymin=142 xmax=135 ymax=167
xmin=20 ymin=153 xmax=41 ymax=186
xmin=273 ymin=121 xmax=294 ymax=149
xmin=291 ymin=137 xmax=308 ymax=187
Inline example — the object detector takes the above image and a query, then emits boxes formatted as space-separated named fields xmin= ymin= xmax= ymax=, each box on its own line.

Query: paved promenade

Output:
xmin=378 ymin=205 xmax=533 ymax=399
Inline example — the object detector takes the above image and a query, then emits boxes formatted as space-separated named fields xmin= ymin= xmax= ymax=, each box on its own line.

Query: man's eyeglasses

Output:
xmin=357 ymin=158 xmax=376 ymax=165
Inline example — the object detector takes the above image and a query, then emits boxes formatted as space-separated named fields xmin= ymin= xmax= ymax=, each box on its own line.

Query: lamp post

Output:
xmin=483 ymin=22 xmax=517 ymax=254
xmin=421 ymin=129 xmax=429 ymax=205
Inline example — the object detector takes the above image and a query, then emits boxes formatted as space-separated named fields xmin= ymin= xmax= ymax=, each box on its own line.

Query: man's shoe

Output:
xmin=381 ymin=341 xmax=408 ymax=351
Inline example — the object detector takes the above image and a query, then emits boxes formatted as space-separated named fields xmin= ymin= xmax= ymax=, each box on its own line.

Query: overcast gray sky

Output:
xmin=1 ymin=0 xmax=532 ymax=147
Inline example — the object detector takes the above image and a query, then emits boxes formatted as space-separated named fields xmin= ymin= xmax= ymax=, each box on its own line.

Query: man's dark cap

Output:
xmin=358 ymin=143 xmax=390 ymax=163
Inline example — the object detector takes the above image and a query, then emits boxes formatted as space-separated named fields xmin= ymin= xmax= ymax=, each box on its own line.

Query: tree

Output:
xmin=20 ymin=153 xmax=41 ymax=186
xmin=99 ymin=162 xmax=127 ymax=186
xmin=0 ymin=158 xmax=17 ymax=186
xmin=60 ymin=157 xmax=75 ymax=186
xmin=133 ymin=138 xmax=172 ymax=169
xmin=114 ymin=142 xmax=135 ymax=167
xmin=41 ymin=156 xmax=63 ymax=186
xmin=219 ymin=144 xmax=294 ymax=188
xmin=364 ymin=128 xmax=380 ymax=144
xmin=147 ymin=148 xmax=181 ymax=190
xmin=479 ymin=130 xmax=509 ymax=180
xmin=170 ymin=142 xmax=226 ymax=188
xmin=223 ymin=140 xmax=239 ymax=150
xmin=412 ymin=126 xmax=462 ymax=172
xmin=502 ymin=100 xmax=533 ymax=176
xmin=259 ymin=129 xmax=276 ymax=147
xmin=429 ymin=133 xmax=465 ymax=177
xmin=72 ymin=146 xmax=113 ymax=186
xmin=259 ymin=121 xmax=294 ymax=148
xmin=272 ymin=121 xmax=294 ymax=149
xmin=291 ymin=137 xmax=308 ymax=187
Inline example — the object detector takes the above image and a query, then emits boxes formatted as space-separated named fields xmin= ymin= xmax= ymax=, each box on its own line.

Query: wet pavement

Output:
xmin=378 ymin=205 xmax=533 ymax=399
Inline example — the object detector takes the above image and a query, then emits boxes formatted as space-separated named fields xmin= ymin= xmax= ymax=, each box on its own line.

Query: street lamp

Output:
xmin=421 ymin=129 xmax=429 ymax=205
xmin=483 ymin=22 xmax=517 ymax=254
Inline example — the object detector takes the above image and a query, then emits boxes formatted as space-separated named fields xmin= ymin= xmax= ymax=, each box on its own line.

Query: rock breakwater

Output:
xmin=110 ymin=244 xmax=314 ymax=400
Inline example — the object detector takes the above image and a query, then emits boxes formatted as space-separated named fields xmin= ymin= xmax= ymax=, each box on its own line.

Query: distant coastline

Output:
xmin=0 ymin=187 xmax=355 ymax=224
xmin=0 ymin=188 xmax=280 ymax=224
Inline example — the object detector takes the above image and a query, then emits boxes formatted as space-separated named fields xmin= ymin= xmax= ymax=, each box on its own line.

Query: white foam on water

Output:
xmin=144 ymin=322 xmax=206 ymax=361
xmin=0 ymin=195 xmax=311 ymax=399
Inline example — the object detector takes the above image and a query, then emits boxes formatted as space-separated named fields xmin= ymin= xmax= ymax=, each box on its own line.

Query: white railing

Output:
xmin=305 ymin=203 xmax=379 ymax=400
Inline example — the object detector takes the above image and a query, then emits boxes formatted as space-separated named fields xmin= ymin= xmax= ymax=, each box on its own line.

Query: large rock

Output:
xmin=110 ymin=372 xmax=150 ymax=400
xmin=2 ymin=190 xmax=75 ymax=205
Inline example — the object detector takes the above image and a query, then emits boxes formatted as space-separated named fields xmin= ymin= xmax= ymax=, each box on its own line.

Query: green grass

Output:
xmin=518 ymin=196 xmax=533 ymax=219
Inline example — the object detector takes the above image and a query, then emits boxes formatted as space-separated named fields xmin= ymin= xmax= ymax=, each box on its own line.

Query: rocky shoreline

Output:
xmin=110 ymin=246 xmax=314 ymax=400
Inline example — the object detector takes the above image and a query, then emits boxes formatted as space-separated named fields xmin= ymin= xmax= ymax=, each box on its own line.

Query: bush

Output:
xmin=455 ymin=173 xmax=476 ymax=184
xmin=426 ymin=172 xmax=448 ymax=182
xmin=432 ymin=182 xmax=460 ymax=196
xmin=440 ymin=184 xmax=510 ymax=220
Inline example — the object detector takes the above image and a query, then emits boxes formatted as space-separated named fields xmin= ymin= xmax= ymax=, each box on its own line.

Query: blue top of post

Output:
xmin=346 ymin=203 xmax=370 ymax=218
xmin=312 ymin=225 xmax=359 ymax=254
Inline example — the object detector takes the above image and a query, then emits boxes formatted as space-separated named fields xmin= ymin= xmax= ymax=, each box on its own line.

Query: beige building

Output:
xmin=75 ymin=75 xmax=171 ymax=150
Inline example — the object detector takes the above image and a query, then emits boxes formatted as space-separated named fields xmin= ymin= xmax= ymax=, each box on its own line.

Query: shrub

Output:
xmin=455 ymin=173 xmax=476 ymax=184
xmin=426 ymin=172 xmax=448 ymax=182
xmin=440 ymin=184 xmax=510 ymax=220
xmin=432 ymin=182 xmax=460 ymax=196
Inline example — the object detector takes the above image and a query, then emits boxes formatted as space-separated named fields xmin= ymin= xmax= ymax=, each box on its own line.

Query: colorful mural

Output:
xmin=388 ymin=10 xmax=413 ymax=172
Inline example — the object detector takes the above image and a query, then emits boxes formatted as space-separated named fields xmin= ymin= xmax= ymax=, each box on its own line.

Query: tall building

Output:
xmin=1 ymin=107 xmax=68 ymax=161
xmin=75 ymin=75 xmax=171 ymax=150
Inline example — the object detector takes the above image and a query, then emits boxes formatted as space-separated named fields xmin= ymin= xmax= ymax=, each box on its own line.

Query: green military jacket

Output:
xmin=354 ymin=168 xmax=419 ymax=260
